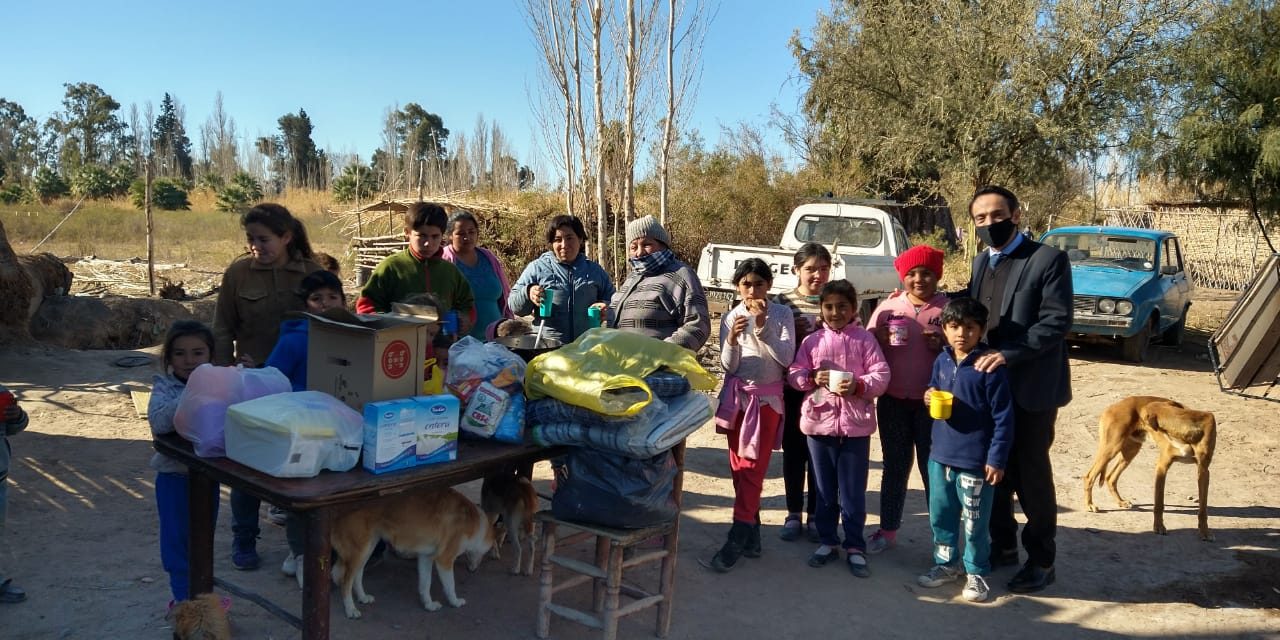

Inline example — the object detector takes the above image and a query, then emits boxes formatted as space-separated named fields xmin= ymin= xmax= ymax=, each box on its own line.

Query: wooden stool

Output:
xmin=535 ymin=443 xmax=684 ymax=640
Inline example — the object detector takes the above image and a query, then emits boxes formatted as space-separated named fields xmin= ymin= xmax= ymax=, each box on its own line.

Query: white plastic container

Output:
xmin=225 ymin=391 xmax=363 ymax=478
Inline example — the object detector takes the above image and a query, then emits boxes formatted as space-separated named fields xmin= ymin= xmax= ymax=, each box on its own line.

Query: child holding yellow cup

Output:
xmin=918 ymin=297 xmax=1015 ymax=603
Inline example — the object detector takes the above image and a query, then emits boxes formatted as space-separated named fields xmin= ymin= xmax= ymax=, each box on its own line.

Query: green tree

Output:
xmin=791 ymin=0 xmax=1195 ymax=207
xmin=1149 ymin=0 xmax=1280 ymax=225
xmin=153 ymin=93 xmax=194 ymax=180
xmin=397 ymin=104 xmax=449 ymax=162
xmin=216 ymin=171 xmax=264 ymax=213
xmin=0 ymin=99 xmax=39 ymax=185
xmin=58 ymin=82 xmax=131 ymax=169
xmin=32 ymin=166 xmax=70 ymax=202
xmin=130 ymin=177 xmax=190 ymax=210
xmin=277 ymin=109 xmax=326 ymax=189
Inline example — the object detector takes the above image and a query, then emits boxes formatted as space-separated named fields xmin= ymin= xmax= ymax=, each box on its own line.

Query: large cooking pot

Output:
xmin=491 ymin=334 xmax=563 ymax=362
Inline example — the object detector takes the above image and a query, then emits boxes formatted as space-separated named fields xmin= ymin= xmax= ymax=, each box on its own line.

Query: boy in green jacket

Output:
xmin=356 ymin=202 xmax=476 ymax=336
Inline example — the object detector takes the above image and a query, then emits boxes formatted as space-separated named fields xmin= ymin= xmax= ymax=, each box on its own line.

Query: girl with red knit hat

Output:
xmin=864 ymin=245 xmax=949 ymax=553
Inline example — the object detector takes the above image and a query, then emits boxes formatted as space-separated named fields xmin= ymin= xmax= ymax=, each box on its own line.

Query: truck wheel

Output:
xmin=1161 ymin=307 xmax=1187 ymax=347
xmin=1121 ymin=317 xmax=1154 ymax=363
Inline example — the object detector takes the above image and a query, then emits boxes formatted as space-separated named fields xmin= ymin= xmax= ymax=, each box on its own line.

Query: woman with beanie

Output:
xmin=864 ymin=245 xmax=949 ymax=553
xmin=609 ymin=215 xmax=711 ymax=352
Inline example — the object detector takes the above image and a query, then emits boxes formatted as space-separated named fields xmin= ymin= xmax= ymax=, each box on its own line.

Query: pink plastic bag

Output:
xmin=174 ymin=364 xmax=291 ymax=457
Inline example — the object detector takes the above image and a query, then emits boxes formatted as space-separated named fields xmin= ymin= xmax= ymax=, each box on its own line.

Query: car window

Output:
xmin=1163 ymin=239 xmax=1181 ymax=272
xmin=794 ymin=215 xmax=883 ymax=248
xmin=894 ymin=224 xmax=910 ymax=253
xmin=1044 ymin=233 xmax=1155 ymax=271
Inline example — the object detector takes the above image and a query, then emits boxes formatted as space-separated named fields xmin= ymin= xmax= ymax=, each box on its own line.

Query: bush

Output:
xmin=130 ymin=178 xmax=191 ymax=211
xmin=0 ymin=183 xmax=26 ymax=204
xmin=32 ymin=167 xmax=70 ymax=203
xmin=331 ymin=164 xmax=380 ymax=203
xmin=108 ymin=164 xmax=137 ymax=197
xmin=71 ymin=165 xmax=117 ymax=199
xmin=216 ymin=172 xmax=263 ymax=213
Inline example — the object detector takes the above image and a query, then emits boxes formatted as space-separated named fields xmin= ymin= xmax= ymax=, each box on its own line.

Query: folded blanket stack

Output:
xmin=528 ymin=370 xmax=707 ymax=459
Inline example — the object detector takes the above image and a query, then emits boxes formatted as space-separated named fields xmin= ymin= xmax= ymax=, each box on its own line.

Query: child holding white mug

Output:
xmin=705 ymin=258 xmax=795 ymax=572
xmin=787 ymin=280 xmax=890 ymax=578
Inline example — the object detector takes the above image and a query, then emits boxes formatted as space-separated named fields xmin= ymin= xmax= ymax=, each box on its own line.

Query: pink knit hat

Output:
xmin=894 ymin=245 xmax=945 ymax=281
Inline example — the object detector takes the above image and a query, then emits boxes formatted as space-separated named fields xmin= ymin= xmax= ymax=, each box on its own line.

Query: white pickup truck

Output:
xmin=695 ymin=200 xmax=912 ymax=318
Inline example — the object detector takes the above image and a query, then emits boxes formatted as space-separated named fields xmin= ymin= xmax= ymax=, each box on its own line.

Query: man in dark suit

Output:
xmin=961 ymin=185 xmax=1073 ymax=593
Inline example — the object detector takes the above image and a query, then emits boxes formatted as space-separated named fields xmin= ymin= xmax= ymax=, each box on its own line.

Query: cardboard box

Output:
xmin=415 ymin=394 xmax=460 ymax=465
xmin=361 ymin=398 xmax=425 ymax=474
xmin=304 ymin=309 xmax=431 ymax=412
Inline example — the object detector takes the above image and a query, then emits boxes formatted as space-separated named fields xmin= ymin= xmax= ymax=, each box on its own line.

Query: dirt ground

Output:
xmin=2 ymin=293 xmax=1279 ymax=639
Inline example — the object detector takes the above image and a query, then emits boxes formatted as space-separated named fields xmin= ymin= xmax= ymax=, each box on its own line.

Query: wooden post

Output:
xmin=145 ymin=165 xmax=155 ymax=296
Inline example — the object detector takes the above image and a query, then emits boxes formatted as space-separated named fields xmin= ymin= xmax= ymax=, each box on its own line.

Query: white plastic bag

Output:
xmin=225 ymin=391 xmax=364 ymax=478
xmin=174 ymin=364 xmax=292 ymax=457
xmin=445 ymin=337 xmax=527 ymax=400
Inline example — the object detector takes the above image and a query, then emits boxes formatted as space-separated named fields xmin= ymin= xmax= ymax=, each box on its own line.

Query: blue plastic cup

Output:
xmin=588 ymin=306 xmax=602 ymax=326
xmin=443 ymin=311 xmax=459 ymax=335
xmin=539 ymin=289 xmax=556 ymax=317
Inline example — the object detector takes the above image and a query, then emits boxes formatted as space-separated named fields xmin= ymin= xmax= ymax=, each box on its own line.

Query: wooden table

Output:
xmin=153 ymin=432 xmax=566 ymax=640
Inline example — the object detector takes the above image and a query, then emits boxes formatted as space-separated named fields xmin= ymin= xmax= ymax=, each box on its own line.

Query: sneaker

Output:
xmin=963 ymin=574 xmax=991 ymax=602
xmin=267 ymin=506 xmax=288 ymax=527
xmin=280 ymin=553 xmax=300 ymax=577
xmin=866 ymin=529 xmax=895 ymax=555
xmin=232 ymin=538 xmax=261 ymax=571
xmin=917 ymin=563 xmax=964 ymax=588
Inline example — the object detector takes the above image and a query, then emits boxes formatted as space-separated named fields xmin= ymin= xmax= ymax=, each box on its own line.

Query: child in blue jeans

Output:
xmin=1 ymin=383 xmax=29 ymax=604
xmin=149 ymin=321 xmax=228 ymax=609
xmin=787 ymin=280 xmax=890 ymax=578
xmin=916 ymin=298 xmax=1014 ymax=603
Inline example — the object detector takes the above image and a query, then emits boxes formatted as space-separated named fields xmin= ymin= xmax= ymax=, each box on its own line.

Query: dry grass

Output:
xmin=1 ymin=196 xmax=349 ymax=274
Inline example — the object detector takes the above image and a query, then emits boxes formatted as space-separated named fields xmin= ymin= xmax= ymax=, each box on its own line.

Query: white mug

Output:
xmin=827 ymin=370 xmax=852 ymax=393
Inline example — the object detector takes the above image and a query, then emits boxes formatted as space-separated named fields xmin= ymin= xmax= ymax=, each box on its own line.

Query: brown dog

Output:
xmin=1083 ymin=395 xmax=1217 ymax=541
xmin=481 ymin=472 xmax=539 ymax=575
xmin=170 ymin=593 xmax=231 ymax=640
xmin=330 ymin=488 xmax=495 ymax=619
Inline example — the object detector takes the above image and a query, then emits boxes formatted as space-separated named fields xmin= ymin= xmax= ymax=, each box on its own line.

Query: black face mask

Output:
xmin=976 ymin=218 xmax=1016 ymax=249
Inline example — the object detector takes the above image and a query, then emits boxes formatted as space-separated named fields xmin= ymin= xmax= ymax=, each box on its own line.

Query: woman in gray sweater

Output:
xmin=609 ymin=215 xmax=711 ymax=352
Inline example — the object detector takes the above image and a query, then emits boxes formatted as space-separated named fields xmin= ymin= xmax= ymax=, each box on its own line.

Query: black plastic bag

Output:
xmin=552 ymin=448 xmax=677 ymax=529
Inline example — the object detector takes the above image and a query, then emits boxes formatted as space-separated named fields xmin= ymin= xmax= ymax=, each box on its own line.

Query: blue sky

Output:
xmin=5 ymin=1 xmax=829 ymax=177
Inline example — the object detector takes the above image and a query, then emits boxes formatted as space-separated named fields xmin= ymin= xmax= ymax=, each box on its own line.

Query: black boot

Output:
xmin=708 ymin=521 xmax=751 ymax=572
xmin=742 ymin=521 xmax=762 ymax=558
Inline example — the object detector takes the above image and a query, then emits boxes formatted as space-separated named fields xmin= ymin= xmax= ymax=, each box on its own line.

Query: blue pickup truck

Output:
xmin=1040 ymin=227 xmax=1193 ymax=362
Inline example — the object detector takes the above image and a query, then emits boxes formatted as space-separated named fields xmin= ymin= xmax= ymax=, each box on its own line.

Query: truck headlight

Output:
xmin=1098 ymin=299 xmax=1116 ymax=313
xmin=1115 ymin=300 xmax=1133 ymax=315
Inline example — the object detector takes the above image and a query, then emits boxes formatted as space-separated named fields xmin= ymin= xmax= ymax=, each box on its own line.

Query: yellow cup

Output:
xmin=929 ymin=391 xmax=954 ymax=420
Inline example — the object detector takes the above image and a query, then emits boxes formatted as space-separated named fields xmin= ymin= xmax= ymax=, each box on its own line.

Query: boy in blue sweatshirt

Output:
xmin=916 ymin=298 xmax=1014 ymax=603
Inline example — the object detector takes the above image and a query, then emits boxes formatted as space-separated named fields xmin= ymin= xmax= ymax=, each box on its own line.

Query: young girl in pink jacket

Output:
xmin=788 ymin=280 xmax=890 ymax=578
